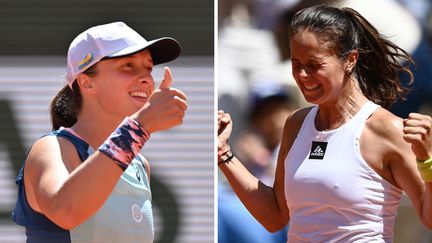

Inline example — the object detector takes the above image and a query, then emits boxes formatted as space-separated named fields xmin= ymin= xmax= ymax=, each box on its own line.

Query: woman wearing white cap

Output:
xmin=11 ymin=22 xmax=187 ymax=243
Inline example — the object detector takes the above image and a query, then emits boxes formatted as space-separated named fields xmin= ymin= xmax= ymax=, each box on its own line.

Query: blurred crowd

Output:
xmin=217 ymin=0 xmax=432 ymax=242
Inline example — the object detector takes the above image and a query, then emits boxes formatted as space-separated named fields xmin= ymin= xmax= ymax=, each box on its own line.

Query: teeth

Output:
xmin=304 ymin=83 xmax=319 ymax=90
xmin=130 ymin=91 xmax=147 ymax=98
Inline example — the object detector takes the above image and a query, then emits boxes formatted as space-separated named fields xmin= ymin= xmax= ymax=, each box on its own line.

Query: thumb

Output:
xmin=158 ymin=66 xmax=172 ymax=89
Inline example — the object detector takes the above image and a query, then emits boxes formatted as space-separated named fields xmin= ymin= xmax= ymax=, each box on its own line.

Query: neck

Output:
xmin=315 ymin=82 xmax=368 ymax=131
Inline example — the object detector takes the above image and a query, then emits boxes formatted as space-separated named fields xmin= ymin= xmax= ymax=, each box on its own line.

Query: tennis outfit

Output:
xmin=284 ymin=101 xmax=402 ymax=242
xmin=12 ymin=128 xmax=154 ymax=243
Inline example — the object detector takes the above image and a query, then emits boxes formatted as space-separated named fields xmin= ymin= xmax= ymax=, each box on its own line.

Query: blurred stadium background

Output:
xmin=0 ymin=1 xmax=214 ymax=243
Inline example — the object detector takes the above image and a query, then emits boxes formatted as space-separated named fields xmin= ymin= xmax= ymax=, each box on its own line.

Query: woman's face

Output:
xmin=90 ymin=49 xmax=155 ymax=117
xmin=290 ymin=30 xmax=348 ymax=105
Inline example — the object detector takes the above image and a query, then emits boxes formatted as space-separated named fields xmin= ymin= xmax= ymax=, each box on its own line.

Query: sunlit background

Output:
xmin=218 ymin=0 xmax=432 ymax=242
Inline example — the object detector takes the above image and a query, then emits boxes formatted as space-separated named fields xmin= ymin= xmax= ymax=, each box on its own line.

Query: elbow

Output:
xmin=421 ymin=217 xmax=432 ymax=230
xmin=43 ymin=204 xmax=81 ymax=230
xmin=264 ymin=222 xmax=287 ymax=233
xmin=262 ymin=217 xmax=289 ymax=233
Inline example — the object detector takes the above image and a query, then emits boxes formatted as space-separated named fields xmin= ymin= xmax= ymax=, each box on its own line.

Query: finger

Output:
xmin=408 ymin=113 xmax=432 ymax=121
xmin=221 ymin=113 xmax=231 ymax=124
xmin=218 ymin=110 xmax=225 ymax=121
xmin=173 ymin=96 xmax=188 ymax=111
xmin=159 ymin=66 xmax=172 ymax=89
xmin=403 ymin=133 xmax=423 ymax=143
xmin=170 ymin=88 xmax=187 ymax=101
xmin=404 ymin=119 xmax=429 ymax=128
xmin=403 ymin=126 xmax=427 ymax=136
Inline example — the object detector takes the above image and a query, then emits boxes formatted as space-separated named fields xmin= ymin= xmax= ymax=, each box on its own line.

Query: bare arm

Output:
xmin=217 ymin=108 xmax=308 ymax=232
xmin=402 ymin=113 xmax=432 ymax=228
xmin=25 ymin=67 xmax=186 ymax=229
xmin=369 ymin=112 xmax=432 ymax=229
xmin=25 ymin=137 xmax=125 ymax=229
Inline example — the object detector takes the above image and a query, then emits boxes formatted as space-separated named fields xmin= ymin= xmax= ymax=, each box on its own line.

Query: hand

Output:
xmin=131 ymin=67 xmax=187 ymax=133
xmin=403 ymin=113 xmax=432 ymax=161
xmin=218 ymin=110 xmax=232 ymax=154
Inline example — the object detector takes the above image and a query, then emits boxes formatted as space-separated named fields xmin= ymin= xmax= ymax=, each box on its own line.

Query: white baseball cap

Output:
xmin=66 ymin=21 xmax=181 ymax=87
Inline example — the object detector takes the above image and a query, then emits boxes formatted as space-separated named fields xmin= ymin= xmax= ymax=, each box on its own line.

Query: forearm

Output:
xmin=219 ymin=156 xmax=288 ymax=232
xmin=420 ymin=182 xmax=432 ymax=228
xmin=39 ymin=152 xmax=124 ymax=229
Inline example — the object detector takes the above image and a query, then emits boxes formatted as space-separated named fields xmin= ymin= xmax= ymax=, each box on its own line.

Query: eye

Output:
xmin=292 ymin=62 xmax=300 ymax=69
xmin=125 ymin=62 xmax=134 ymax=68
xmin=308 ymin=63 xmax=322 ymax=69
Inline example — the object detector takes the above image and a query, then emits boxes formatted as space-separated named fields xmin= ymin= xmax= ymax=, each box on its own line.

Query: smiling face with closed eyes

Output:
xmin=290 ymin=30 xmax=352 ymax=106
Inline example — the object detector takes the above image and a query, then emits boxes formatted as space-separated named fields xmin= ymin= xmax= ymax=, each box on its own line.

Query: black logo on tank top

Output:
xmin=309 ymin=141 xmax=328 ymax=159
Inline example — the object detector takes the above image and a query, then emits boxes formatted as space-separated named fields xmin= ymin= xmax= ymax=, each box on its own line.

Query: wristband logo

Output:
xmin=309 ymin=141 xmax=328 ymax=160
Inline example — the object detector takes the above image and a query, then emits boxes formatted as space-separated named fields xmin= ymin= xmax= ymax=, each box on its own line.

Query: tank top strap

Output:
xmin=46 ymin=128 xmax=90 ymax=162
xmin=298 ymin=106 xmax=319 ymax=135
xmin=350 ymin=101 xmax=380 ymax=126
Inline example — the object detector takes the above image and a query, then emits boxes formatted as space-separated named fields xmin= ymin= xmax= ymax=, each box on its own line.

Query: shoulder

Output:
xmin=366 ymin=107 xmax=404 ymax=141
xmin=278 ymin=106 xmax=313 ymax=159
xmin=364 ymin=107 xmax=413 ymax=166
xmin=27 ymin=134 xmax=82 ymax=174
xmin=283 ymin=106 xmax=313 ymax=133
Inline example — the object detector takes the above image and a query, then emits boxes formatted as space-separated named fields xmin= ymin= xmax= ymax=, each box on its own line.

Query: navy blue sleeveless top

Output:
xmin=11 ymin=129 xmax=153 ymax=243
xmin=11 ymin=129 xmax=89 ymax=242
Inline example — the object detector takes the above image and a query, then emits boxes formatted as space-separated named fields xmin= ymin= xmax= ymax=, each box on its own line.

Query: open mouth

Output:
xmin=129 ymin=91 xmax=148 ymax=100
xmin=303 ymin=83 xmax=320 ymax=91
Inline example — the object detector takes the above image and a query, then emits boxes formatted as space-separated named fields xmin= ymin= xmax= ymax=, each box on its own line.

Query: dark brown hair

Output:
xmin=49 ymin=65 xmax=98 ymax=130
xmin=289 ymin=5 xmax=414 ymax=108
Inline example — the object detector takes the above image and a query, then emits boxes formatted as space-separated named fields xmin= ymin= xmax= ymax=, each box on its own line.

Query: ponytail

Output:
xmin=49 ymin=63 xmax=99 ymax=130
xmin=342 ymin=7 xmax=414 ymax=109
xmin=289 ymin=5 xmax=414 ymax=108
xmin=49 ymin=82 xmax=82 ymax=130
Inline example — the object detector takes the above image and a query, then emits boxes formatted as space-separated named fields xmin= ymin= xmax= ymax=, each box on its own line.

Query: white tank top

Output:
xmin=284 ymin=101 xmax=402 ymax=242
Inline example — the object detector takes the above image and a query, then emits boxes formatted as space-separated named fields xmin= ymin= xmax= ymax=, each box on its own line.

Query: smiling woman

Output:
xmin=218 ymin=5 xmax=432 ymax=242
xmin=11 ymin=22 xmax=187 ymax=243
xmin=77 ymin=50 xmax=157 ymax=118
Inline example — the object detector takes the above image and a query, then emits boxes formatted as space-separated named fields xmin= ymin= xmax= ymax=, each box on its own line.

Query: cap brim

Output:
xmin=108 ymin=37 xmax=181 ymax=65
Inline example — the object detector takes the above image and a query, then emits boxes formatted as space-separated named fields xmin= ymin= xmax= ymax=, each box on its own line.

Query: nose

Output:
xmin=138 ymin=73 xmax=154 ymax=86
xmin=298 ymin=67 xmax=308 ymax=79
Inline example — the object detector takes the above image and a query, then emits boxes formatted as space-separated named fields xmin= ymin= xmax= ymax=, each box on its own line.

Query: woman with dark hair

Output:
xmin=11 ymin=22 xmax=187 ymax=242
xmin=218 ymin=5 xmax=432 ymax=242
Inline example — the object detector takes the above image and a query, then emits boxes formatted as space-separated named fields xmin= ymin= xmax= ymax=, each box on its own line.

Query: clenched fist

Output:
xmin=403 ymin=113 xmax=432 ymax=161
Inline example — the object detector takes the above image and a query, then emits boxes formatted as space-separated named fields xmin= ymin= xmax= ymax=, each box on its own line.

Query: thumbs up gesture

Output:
xmin=131 ymin=67 xmax=187 ymax=133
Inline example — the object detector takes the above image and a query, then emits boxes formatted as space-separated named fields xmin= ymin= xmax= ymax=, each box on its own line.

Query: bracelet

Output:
xmin=416 ymin=157 xmax=432 ymax=182
xmin=98 ymin=117 xmax=150 ymax=170
xmin=218 ymin=144 xmax=231 ymax=158
xmin=218 ymin=151 xmax=234 ymax=166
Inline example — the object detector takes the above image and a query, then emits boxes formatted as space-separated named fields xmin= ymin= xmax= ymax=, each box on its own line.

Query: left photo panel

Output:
xmin=0 ymin=1 xmax=214 ymax=243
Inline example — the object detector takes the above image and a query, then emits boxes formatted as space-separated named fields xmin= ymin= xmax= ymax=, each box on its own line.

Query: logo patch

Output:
xmin=135 ymin=166 xmax=141 ymax=182
xmin=309 ymin=141 xmax=328 ymax=160
xmin=131 ymin=204 xmax=143 ymax=223
xmin=78 ymin=52 xmax=94 ymax=70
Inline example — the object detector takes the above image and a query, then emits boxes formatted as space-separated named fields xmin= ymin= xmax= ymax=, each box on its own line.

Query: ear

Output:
xmin=76 ymin=73 xmax=96 ymax=95
xmin=344 ymin=50 xmax=359 ymax=74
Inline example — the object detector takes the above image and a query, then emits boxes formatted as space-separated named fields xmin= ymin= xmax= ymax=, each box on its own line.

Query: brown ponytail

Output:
xmin=49 ymin=82 xmax=82 ymax=130
xmin=49 ymin=63 xmax=98 ymax=130
xmin=289 ymin=5 xmax=414 ymax=108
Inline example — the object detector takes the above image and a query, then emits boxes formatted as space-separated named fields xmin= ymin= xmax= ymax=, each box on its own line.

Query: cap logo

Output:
xmin=78 ymin=52 xmax=94 ymax=70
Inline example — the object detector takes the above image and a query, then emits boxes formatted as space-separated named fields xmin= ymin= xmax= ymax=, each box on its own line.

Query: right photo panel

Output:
xmin=217 ymin=0 xmax=432 ymax=242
